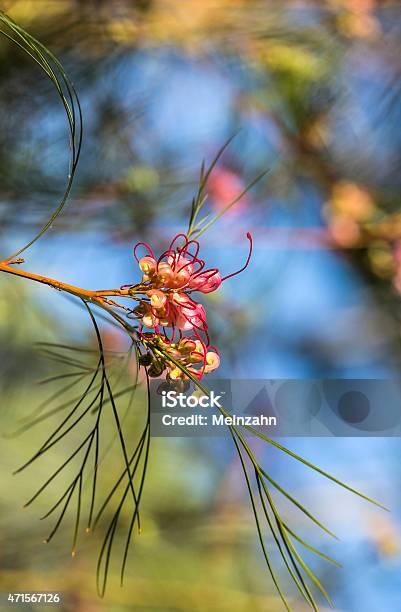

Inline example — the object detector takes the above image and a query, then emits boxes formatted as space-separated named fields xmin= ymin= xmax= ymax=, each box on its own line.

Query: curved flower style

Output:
xmin=128 ymin=232 xmax=252 ymax=382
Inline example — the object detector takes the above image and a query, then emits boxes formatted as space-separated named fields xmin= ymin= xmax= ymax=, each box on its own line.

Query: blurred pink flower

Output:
xmin=208 ymin=167 xmax=249 ymax=214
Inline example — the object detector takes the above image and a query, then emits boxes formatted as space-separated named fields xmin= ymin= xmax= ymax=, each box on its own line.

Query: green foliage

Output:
xmin=0 ymin=10 xmax=82 ymax=261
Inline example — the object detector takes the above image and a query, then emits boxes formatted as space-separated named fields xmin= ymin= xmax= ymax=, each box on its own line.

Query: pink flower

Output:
xmin=189 ymin=270 xmax=222 ymax=293
xmin=129 ymin=232 xmax=253 ymax=381
xmin=172 ymin=293 xmax=206 ymax=331
xmin=208 ymin=167 xmax=249 ymax=214
xmin=169 ymin=256 xmax=194 ymax=288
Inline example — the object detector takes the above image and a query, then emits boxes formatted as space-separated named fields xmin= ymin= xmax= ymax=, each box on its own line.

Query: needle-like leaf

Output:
xmin=0 ymin=11 xmax=82 ymax=260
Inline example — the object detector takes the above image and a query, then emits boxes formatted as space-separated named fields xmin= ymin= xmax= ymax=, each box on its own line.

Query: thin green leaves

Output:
xmin=13 ymin=301 xmax=149 ymax=598
xmin=187 ymin=134 xmax=237 ymax=238
xmin=153 ymin=342 xmax=383 ymax=610
xmin=0 ymin=11 xmax=82 ymax=260
xmin=247 ymin=431 xmax=388 ymax=511
xmin=231 ymin=430 xmax=291 ymax=611
xmin=187 ymin=135 xmax=268 ymax=241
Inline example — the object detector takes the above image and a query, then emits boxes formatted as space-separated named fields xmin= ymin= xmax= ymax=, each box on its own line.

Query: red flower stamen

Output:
xmin=134 ymin=241 xmax=156 ymax=262
xmin=221 ymin=232 xmax=253 ymax=282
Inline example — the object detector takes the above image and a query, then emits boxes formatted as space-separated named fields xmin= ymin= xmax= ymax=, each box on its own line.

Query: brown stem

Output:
xmin=0 ymin=261 xmax=137 ymax=333
xmin=0 ymin=261 xmax=100 ymax=299
xmin=0 ymin=262 xmax=143 ymax=299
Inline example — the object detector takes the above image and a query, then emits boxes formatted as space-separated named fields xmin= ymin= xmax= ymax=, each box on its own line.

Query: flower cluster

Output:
xmin=140 ymin=334 xmax=220 ymax=384
xmin=128 ymin=233 xmax=252 ymax=381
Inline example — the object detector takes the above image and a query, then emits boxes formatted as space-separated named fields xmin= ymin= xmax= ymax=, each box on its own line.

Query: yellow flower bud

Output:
xmin=168 ymin=367 xmax=184 ymax=380
xmin=142 ymin=313 xmax=159 ymax=328
xmin=149 ymin=290 xmax=167 ymax=310
xmin=205 ymin=352 xmax=220 ymax=373
xmin=139 ymin=256 xmax=157 ymax=276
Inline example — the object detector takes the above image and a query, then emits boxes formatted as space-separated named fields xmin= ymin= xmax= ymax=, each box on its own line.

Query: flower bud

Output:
xmin=190 ymin=271 xmax=222 ymax=293
xmin=181 ymin=303 xmax=206 ymax=330
xmin=171 ymin=292 xmax=190 ymax=306
xmin=167 ymin=347 xmax=182 ymax=359
xmin=190 ymin=340 xmax=206 ymax=363
xmin=205 ymin=351 xmax=220 ymax=373
xmin=148 ymin=359 xmax=165 ymax=377
xmin=178 ymin=338 xmax=197 ymax=354
xmin=139 ymin=256 xmax=157 ymax=276
xmin=171 ymin=294 xmax=206 ymax=330
xmin=142 ymin=313 xmax=159 ymax=328
xmin=156 ymin=262 xmax=174 ymax=287
xmin=167 ymin=366 xmax=185 ymax=380
xmin=190 ymin=351 xmax=204 ymax=364
xmin=138 ymin=352 xmax=153 ymax=366
xmin=149 ymin=289 xmax=168 ymax=310
xmin=173 ymin=267 xmax=192 ymax=288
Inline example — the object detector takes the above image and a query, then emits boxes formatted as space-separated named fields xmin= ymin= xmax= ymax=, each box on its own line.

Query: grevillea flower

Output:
xmin=128 ymin=232 xmax=252 ymax=381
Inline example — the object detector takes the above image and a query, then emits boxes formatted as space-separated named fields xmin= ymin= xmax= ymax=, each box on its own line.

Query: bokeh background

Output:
xmin=1 ymin=1 xmax=401 ymax=610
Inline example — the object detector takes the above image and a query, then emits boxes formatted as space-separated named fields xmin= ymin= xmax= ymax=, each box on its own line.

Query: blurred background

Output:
xmin=1 ymin=1 xmax=401 ymax=610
